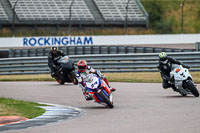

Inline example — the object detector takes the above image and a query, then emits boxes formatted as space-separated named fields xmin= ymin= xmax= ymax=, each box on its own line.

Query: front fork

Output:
xmin=94 ymin=87 xmax=111 ymax=103
xmin=103 ymin=78 xmax=110 ymax=87
xmin=183 ymin=79 xmax=197 ymax=89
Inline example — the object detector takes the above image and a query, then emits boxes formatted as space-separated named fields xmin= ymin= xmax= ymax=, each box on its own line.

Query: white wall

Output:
xmin=0 ymin=34 xmax=200 ymax=48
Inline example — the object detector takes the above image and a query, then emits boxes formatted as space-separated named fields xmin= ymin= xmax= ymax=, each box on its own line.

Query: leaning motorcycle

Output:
xmin=84 ymin=74 xmax=114 ymax=108
xmin=169 ymin=64 xmax=199 ymax=97
xmin=55 ymin=56 xmax=78 ymax=85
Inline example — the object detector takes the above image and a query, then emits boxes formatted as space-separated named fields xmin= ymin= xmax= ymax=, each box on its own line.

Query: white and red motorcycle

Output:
xmin=84 ymin=74 xmax=114 ymax=108
xmin=169 ymin=64 xmax=199 ymax=97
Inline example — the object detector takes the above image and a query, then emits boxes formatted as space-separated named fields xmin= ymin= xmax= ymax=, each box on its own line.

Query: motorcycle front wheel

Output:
xmin=186 ymin=80 xmax=199 ymax=97
xmin=98 ymin=90 xmax=114 ymax=108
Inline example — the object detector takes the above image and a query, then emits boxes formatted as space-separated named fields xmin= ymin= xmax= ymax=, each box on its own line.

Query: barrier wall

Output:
xmin=1 ymin=34 xmax=200 ymax=48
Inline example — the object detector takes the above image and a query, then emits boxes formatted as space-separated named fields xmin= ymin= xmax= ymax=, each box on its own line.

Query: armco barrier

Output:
xmin=0 ymin=52 xmax=200 ymax=75
xmin=8 ymin=46 xmax=196 ymax=58
xmin=196 ymin=42 xmax=200 ymax=51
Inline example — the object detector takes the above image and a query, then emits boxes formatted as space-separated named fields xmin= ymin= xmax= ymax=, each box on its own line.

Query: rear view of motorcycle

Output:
xmin=169 ymin=64 xmax=199 ymax=97
xmin=55 ymin=56 xmax=78 ymax=85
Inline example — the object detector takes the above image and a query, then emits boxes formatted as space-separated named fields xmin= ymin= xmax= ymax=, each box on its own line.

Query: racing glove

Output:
xmin=83 ymin=92 xmax=93 ymax=100
xmin=182 ymin=65 xmax=190 ymax=69
xmin=96 ymin=70 xmax=105 ymax=79
xmin=79 ymin=84 xmax=86 ymax=93
xmin=53 ymin=56 xmax=62 ymax=62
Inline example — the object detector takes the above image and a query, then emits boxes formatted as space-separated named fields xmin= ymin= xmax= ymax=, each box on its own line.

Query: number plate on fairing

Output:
xmin=86 ymin=77 xmax=100 ymax=90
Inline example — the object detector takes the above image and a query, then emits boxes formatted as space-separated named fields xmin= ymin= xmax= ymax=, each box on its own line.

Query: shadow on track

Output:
xmin=50 ymin=83 xmax=75 ymax=86
xmin=164 ymin=95 xmax=195 ymax=98
xmin=81 ymin=106 xmax=111 ymax=110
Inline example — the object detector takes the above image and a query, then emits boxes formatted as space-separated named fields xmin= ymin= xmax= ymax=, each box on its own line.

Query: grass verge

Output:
xmin=0 ymin=74 xmax=54 ymax=81
xmin=0 ymin=72 xmax=200 ymax=83
xmin=0 ymin=97 xmax=47 ymax=119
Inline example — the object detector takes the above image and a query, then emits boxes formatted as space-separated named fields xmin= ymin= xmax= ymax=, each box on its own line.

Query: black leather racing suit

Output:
xmin=157 ymin=57 xmax=188 ymax=89
xmin=48 ymin=50 xmax=65 ymax=77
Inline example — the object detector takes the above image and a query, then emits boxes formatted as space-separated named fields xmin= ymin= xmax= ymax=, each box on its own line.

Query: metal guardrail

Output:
xmin=8 ymin=46 xmax=196 ymax=58
xmin=0 ymin=52 xmax=200 ymax=75
xmin=196 ymin=42 xmax=200 ymax=51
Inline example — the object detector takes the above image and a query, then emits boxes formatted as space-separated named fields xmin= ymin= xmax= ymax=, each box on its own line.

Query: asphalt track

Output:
xmin=0 ymin=82 xmax=200 ymax=133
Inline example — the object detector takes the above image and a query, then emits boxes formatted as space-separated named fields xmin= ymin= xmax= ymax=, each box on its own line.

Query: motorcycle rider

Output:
xmin=48 ymin=46 xmax=65 ymax=78
xmin=158 ymin=52 xmax=190 ymax=90
xmin=76 ymin=60 xmax=116 ymax=101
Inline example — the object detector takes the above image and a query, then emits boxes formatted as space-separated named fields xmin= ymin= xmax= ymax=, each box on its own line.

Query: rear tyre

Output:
xmin=186 ymin=80 xmax=199 ymax=97
xmin=98 ymin=91 xmax=114 ymax=108
xmin=70 ymin=73 xmax=78 ymax=85
xmin=57 ymin=79 xmax=65 ymax=85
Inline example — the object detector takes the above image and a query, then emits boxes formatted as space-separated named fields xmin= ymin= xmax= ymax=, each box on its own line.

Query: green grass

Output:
xmin=0 ymin=74 xmax=54 ymax=81
xmin=106 ymin=72 xmax=200 ymax=83
xmin=141 ymin=0 xmax=200 ymax=34
xmin=0 ymin=97 xmax=47 ymax=119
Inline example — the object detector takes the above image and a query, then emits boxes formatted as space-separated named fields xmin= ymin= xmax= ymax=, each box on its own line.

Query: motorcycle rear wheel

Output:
xmin=69 ymin=73 xmax=78 ymax=85
xmin=57 ymin=79 xmax=65 ymax=85
xmin=98 ymin=91 xmax=114 ymax=108
xmin=186 ymin=80 xmax=199 ymax=97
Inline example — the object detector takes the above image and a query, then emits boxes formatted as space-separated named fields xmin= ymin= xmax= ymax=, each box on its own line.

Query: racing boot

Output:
xmin=83 ymin=92 xmax=93 ymax=101
xmin=110 ymin=88 xmax=116 ymax=92
xmin=171 ymin=85 xmax=179 ymax=92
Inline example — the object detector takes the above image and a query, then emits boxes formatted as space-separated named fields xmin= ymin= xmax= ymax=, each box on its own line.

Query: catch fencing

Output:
xmin=0 ymin=52 xmax=200 ymax=75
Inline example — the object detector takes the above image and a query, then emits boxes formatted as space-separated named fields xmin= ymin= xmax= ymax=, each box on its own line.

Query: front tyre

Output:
xmin=98 ymin=91 xmax=114 ymax=108
xmin=187 ymin=80 xmax=199 ymax=97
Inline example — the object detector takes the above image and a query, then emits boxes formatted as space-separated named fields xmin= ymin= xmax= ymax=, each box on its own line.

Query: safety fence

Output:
xmin=0 ymin=52 xmax=200 ymax=75
xmin=8 ymin=46 xmax=196 ymax=58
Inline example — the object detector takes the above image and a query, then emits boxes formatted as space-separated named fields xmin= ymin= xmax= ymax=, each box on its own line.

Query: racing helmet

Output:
xmin=51 ymin=46 xmax=58 ymax=54
xmin=159 ymin=52 xmax=168 ymax=64
xmin=78 ymin=60 xmax=87 ymax=72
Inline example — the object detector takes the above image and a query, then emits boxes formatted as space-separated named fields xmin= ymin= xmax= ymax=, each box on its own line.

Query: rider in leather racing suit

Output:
xmin=157 ymin=52 xmax=190 ymax=91
xmin=76 ymin=60 xmax=116 ymax=101
xmin=48 ymin=46 xmax=65 ymax=78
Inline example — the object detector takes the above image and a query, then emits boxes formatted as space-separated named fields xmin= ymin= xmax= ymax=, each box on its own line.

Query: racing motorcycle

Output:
xmin=55 ymin=56 xmax=78 ymax=85
xmin=169 ymin=64 xmax=199 ymax=97
xmin=84 ymin=74 xmax=114 ymax=108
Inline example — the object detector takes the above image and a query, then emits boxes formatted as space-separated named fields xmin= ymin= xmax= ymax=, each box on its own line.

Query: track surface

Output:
xmin=0 ymin=82 xmax=200 ymax=133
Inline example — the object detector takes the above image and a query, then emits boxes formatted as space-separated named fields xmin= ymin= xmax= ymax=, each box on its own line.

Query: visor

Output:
xmin=78 ymin=66 xmax=86 ymax=72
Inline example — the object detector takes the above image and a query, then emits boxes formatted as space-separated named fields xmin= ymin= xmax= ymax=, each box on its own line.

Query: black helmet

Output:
xmin=51 ymin=46 xmax=58 ymax=54
xmin=159 ymin=52 xmax=168 ymax=64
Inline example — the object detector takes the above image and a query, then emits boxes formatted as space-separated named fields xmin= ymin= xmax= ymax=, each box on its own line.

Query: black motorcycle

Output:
xmin=55 ymin=56 xmax=78 ymax=85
